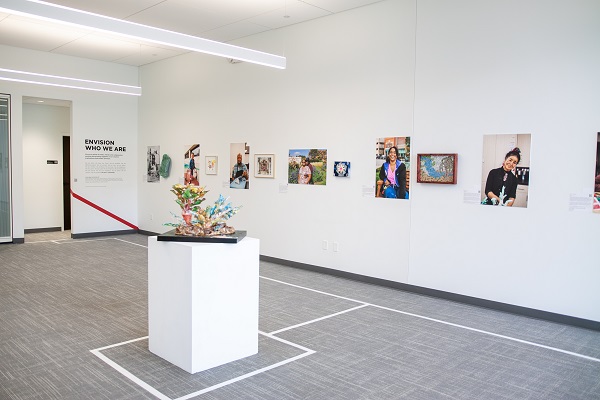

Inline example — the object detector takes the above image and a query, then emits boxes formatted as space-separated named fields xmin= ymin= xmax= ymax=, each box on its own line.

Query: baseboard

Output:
xmin=24 ymin=227 xmax=61 ymax=233
xmin=138 ymin=229 xmax=160 ymax=236
xmin=12 ymin=237 xmax=25 ymax=244
xmin=260 ymin=255 xmax=600 ymax=332
xmin=71 ymin=229 xmax=138 ymax=239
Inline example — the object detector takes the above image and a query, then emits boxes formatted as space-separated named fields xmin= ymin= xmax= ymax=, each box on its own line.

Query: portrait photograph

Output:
xmin=255 ymin=154 xmax=275 ymax=178
xmin=594 ymin=132 xmax=600 ymax=213
xmin=288 ymin=148 xmax=327 ymax=185
xmin=230 ymin=142 xmax=250 ymax=189
xmin=184 ymin=144 xmax=199 ymax=186
xmin=375 ymin=137 xmax=410 ymax=199
xmin=481 ymin=134 xmax=531 ymax=208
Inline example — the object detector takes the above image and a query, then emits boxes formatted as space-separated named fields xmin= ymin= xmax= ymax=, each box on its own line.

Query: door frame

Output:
xmin=0 ymin=93 xmax=12 ymax=243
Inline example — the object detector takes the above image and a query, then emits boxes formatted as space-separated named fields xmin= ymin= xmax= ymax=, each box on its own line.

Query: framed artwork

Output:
xmin=184 ymin=144 xmax=200 ymax=185
xmin=147 ymin=146 xmax=160 ymax=183
xmin=288 ymin=149 xmax=327 ymax=185
xmin=594 ymin=132 xmax=600 ymax=213
xmin=375 ymin=137 xmax=410 ymax=199
xmin=333 ymin=161 xmax=350 ymax=177
xmin=480 ymin=134 xmax=531 ymax=207
xmin=255 ymin=154 xmax=275 ymax=178
xmin=205 ymin=156 xmax=217 ymax=175
xmin=230 ymin=142 xmax=250 ymax=189
xmin=416 ymin=153 xmax=457 ymax=184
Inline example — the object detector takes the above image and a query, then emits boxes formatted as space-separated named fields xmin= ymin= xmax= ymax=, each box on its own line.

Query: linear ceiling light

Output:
xmin=0 ymin=0 xmax=287 ymax=69
xmin=0 ymin=68 xmax=142 ymax=96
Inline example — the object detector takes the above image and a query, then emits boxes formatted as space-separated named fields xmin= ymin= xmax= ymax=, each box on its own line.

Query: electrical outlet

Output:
xmin=333 ymin=242 xmax=339 ymax=252
xmin=150 ymin=213 xmax=153 ymax=220
xmin=322 ymin=240 xmax=328 ymax=250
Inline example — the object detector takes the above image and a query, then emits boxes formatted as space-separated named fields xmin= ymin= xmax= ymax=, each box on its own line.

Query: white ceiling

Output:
xmin=0 ymin=0 xmax=384 ymax=67
xmin=22 ymin=95 xmax=71 ymax=106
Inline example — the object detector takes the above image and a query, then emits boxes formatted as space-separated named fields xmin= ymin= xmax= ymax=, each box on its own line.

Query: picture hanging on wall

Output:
xmin=375 ymin=137 xmax=410 ymax=199
xmin=333 ymin=161 xmax=350 ymax=177
xmin=184 ymin=144 xmax=200 ymax=186
xmin=481 ymin=134 xmax=531 ymax=208
xmin=147 ymin=146 xmax=160 ymax=183
xmin=230 ymin=142 xmax=250 ymax=189
xmin=288 ymin=149 xmax=327 ymax=185
xmin=416 ymin=154 xmax=457 ymax=184
xmin=255 ymin=154 xmax=275 ymax=178
xmin=205 ymin=156 xmax=217 ymax=175
xmin=594 ymin=132 xmax=600 ymax=213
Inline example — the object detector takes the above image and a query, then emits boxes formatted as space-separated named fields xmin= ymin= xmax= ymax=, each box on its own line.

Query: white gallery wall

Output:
xmin=138 ymin=0 xmax=417 ymax=288
xmin=138 ymin=0 xmax=600 ymax=322
xmin=22 ymin=103 xmax=70 ymax=230
xmin=409 ymin=0 xmax=600 ymax=320
xmin=0 ymin=44 xmax=139 ymax=238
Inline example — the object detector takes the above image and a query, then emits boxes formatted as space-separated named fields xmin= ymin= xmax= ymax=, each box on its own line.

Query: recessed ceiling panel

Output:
xmin=124 ymin=2 xmax=231 ymax=37
xmin=247 ymin=1 xmax=331 ymax=30
xmin=113 ymin=44 xmax=187 ymax=66
xmin=170 ymin=0 xmax=285 ymax=22
xmin=200 ymin=20 xmax=272 ymax=43
xmin=302 ymin=0 xmax=384 ymax=13
xmin=0 ymin=16 xmax=87 ymax=51
xmin=41 ymin=0 xmax=163 ymax=20
xmin=52 ymin=34 xmax=145 ymax=62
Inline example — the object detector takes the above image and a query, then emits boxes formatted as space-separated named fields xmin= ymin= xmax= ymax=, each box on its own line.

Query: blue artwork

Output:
xmin=417 ymin=154 xmax=457 ymax=184
xmin=334 ymin=161 xmax=350 ymax=177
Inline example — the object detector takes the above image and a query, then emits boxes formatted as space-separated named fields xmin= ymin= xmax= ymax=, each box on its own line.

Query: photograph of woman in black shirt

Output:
xmin=482 ymin=147 xmax=521 ymax=206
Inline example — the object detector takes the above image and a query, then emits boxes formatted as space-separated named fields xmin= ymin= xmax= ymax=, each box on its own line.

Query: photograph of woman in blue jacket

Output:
xmin=378 ymin=146 xmax=407 ymax=199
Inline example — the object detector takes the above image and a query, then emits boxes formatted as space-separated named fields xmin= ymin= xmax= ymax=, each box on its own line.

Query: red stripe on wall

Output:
xmin=70 ymin=189 xmax=139 ymax=230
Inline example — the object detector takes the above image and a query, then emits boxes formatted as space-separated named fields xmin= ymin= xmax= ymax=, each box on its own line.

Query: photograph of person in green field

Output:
xmin=288 ymin=149 xmax=327 ymax=185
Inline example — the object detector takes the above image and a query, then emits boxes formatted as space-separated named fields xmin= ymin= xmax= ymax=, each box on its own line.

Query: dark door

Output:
xmin=62 ymin=136 xmax=71 ymax=230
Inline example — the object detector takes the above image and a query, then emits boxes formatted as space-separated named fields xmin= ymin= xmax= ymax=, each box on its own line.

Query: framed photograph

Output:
xmin=184 ymin=144 xmax=200 ymax=185
xmin=416 ymin=153 xmax=457 ymax=184
xmin=480 ymin=134 xmax=531 ymax=207
xmin=288 ymin=149 xmax=327 ymax=185
xmin=595 ymin=132 xmax=600 ymax=213
xmin=230 ymin=142 xmax=250 ymax=189
xmin=255 ymin=154 xmax=275 ymax=178
xmin=147 ymin=145 xmax=160 ymax=183
xmin=376 ymin=137 xmax=410 ymax=199
xmin=205 ymin=156 xmax=217 ymax=175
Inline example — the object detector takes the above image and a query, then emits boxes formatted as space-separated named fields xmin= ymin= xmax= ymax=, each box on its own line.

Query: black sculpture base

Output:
xmin=157 ymin=229 xmax=246 ymax=244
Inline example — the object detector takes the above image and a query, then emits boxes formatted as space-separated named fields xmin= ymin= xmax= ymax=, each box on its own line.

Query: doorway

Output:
xmin=63 ymin=136 xmax=71 ymax=230
xmin=22 ymin=97 xmax=72 ymax=234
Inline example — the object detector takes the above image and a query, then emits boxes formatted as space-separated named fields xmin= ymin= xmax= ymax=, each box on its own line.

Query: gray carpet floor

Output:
xmin=0 ymin=233 xmax=598 ymax=399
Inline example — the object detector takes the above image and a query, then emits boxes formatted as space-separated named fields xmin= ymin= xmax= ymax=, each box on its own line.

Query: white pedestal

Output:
xmin=148 ymin=236 xmax=259 ymax=374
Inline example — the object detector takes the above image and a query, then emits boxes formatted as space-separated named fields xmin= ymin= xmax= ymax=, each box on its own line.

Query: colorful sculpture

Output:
xmin=165 ymin=184 xmax=241 ymax=236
